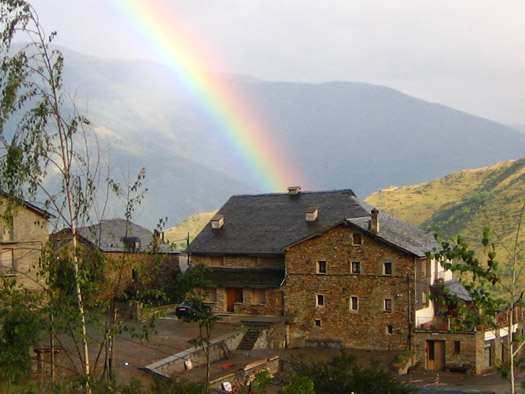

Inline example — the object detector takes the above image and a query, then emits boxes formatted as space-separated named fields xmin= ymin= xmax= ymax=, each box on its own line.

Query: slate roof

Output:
xmin=345 ymin=206 xmax=440 ymax=258
xmin=205 ymin=267 xmax=284 ymax=288
xmin=73 ymin=218 xmax=178 ymax=254
xmin=431 ymin=279 xmax=473 ymax=302
xmin=189 ymin=189 xmax=369 ymax=255
xmin=190 ymin=189 xmax=438 ymax=257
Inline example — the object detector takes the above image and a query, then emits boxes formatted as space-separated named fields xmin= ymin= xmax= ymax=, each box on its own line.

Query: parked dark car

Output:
xmin=175 ymin=301 xmax=211 ymax=318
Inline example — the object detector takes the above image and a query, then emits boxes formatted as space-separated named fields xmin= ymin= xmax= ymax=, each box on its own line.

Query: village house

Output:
xmin=0 ymin=195 xmax=52 ymax=290
xmin=53 ymin=218 xmax=181 ymax=300
xmin=189 ymin=187 xmax=519 ymax=374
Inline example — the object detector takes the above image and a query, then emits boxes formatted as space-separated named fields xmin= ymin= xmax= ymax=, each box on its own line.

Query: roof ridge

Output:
xmin=230 ymin=189 xmax=357 ymax=198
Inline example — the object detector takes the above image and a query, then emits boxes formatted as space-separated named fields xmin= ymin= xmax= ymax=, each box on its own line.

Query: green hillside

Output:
xmin=164 ymin=210 xmax=217 ymax=249
xmin=365 ymin=158 xmax=525 ymax=259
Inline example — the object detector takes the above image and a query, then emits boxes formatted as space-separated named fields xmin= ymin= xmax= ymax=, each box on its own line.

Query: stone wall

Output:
xmin=253 ymin=320 xmax=287 ymax=349
xmin=98 ymin=251 xmax=179 ymax=300
xmin=192 ymin=254 xmax=284 ymax=315
xmin=0 ymin=202 xmax=49 ymax=290
xmin=206 ymin=286 xmax=284 ymax=315
xmin=413 ymin=330 xmax=484 ymax=374
xmin=284 ymin=224 xmax=417 ymax=351
xmin=192 ymin=255 xmax=283 ymax=269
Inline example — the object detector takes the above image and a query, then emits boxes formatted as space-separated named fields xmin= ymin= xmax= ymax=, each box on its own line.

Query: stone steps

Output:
xmin=237 ymin=328 xmax=261 ymax=351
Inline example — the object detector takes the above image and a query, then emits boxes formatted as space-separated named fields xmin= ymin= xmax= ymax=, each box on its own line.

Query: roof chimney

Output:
xmin=306 ymin=206 xmax=319 ymax=222
xmin=211 ymin=213 xmax=224 ymax=230
xmin=370 ymin=208 xmax=380 ymax=233
xmin=287 ymin=186 xmax=301 ymax=195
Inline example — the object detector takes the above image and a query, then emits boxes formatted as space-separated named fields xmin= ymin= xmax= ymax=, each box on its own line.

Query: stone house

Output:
xmin=52 ymin=218 xmax=181 ymax=300
xmin=189 ymin=188 xmax=517 ymax=374
xmin=0 ymin=195 xmax=52 ymax=290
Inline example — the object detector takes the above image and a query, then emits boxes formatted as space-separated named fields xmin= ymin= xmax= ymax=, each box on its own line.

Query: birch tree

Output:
xmin=1 ymin=1 xmax=100 ymax=390
xmin=430 ymin=201 xmax=525 ymax=394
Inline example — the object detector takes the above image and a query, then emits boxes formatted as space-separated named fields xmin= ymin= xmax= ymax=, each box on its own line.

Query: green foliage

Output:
xmin=288 ymin=350 xmax=416 ymax=394
xmin=149 ymin=377 xmax=208 ymax=394
xmin=283 ymin=375 xmax=315 ymax=394
xmin=249 ymin=370 xmax=272 ymax=394
xmin=429 ymin=229 xmax=511 ymax=331
xmin=165 ymin=263 xmax=212 ymax=303
xmin=429 ymin=204 xmax=525 ymax=394
xmin=0 ymin=281 xmax=45 ymax=383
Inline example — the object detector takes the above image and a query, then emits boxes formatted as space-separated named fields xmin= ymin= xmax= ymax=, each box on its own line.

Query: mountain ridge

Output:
xmin=51 ymin=47 xmax=525 ymax=228
xmin=365 ymin=158 xmax=525 ymax=258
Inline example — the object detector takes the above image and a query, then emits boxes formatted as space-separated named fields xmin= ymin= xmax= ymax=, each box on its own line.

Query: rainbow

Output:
xmin=114 ymin=0 xmax=302 ymax=192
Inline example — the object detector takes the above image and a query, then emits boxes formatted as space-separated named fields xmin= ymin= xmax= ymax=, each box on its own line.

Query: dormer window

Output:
xmin=211 ymin=214 xmax=224 ymax=229
xmin=122 ymin=237 xmax=140 ymax=252
xmin=306 ymin=206 xmax=319 ymax=222
xmin=352 ymin=233 xmax=362 ymax=245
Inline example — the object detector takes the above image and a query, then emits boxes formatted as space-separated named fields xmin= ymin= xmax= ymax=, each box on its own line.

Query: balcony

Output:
xmin=416 ymin=315 xmax=452 ymax=331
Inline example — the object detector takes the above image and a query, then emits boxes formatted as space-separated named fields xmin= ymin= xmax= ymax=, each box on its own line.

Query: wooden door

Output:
xmin=226 ymin=288 xmax=236 ymax=312
xmin=226 ymin=288 xmax=243 ymax=312
xmin=427 ymin=340 xmax=445 ymax=370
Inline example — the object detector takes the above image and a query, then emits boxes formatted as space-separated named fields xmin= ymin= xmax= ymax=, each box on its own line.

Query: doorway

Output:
xmin=226 ymin=288 xmax=243 ymax=312
xmin=426 ymin=340 xmax=445 ymax=370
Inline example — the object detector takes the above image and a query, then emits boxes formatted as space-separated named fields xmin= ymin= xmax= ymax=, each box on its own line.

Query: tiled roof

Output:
xmin=205 ymin=267 xmax=284 ymax=288
xmin=189 ymin=189 xmax=368 ymax=255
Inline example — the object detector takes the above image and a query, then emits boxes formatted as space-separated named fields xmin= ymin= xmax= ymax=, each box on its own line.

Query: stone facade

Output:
xmin=204 ymin=286 xmax=284 ymax=315
xmin=413 ymin=330 xmax=484 ymax=374
xmin=0 ymin=201 xmax=49 ymax=290
xmin=192 ymin=254 xmax=285 ymax=315
xmin=192 ymin=255 xmax=283 ymax=270
xmin=284 ymin=224 xmax=419 ymax=351
xmin=98 ymin=251 xmax=179 ymax=301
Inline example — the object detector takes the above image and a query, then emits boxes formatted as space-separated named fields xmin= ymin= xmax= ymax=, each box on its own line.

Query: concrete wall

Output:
xmin=145 ymin=330 xmax=244 ymax=377
xmin=284 ymin=225 xmax=416 ymax=351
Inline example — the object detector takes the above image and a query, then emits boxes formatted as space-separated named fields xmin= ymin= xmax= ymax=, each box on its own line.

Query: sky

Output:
xmin=28 ymin=0 xmax=525 ymax=125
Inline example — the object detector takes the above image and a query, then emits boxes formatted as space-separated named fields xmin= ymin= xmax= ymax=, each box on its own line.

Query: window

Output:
xmin=387 ymin=325 xmax=393 ymax=335
xmin=384 ymin=298 xmax=392 ymax=312
xmin=210 ymin=256 xmax=224 ymax=266
xmin=205 ymin=288 xmax=217 ymax=303
xmin=352 ymin=233 xmax=362 ymax=245
xmin=252 ymin=288 xmax=266 ymax=304
xmin=351 ymin=261 xmax=361 ymax=274
xmin=454 ymin=341 xmax=461 ymax=354
xmin=420 ymin=260 xmax=427 ymax=277
xmin=316 ymin=260 xmax=327 ymax=274
xmin=316 ymin=294 xmax=325 ymax=307
xmin=0 ymin=249 xmax=14 ymax=276
xmin=2 ymin=217 xmax=14 ymax=241
xmin=315 ymin=319 xmax=322 ymax=327
xmin=122 ymin=237 xmax=140 ymax=252
xmin=131 ymin=268 xmax=139 ymax=282
xmin=350 ymin=296 xmax=359 ymax=311
xmin=383 ymin=262 xmax=393 ymax=275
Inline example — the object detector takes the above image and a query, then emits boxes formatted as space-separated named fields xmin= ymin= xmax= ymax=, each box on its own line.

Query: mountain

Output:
xmin=365 ymin=159 xmax=525 ymax=258
xmin=56 ymin=48 xmax=525 ymax=229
